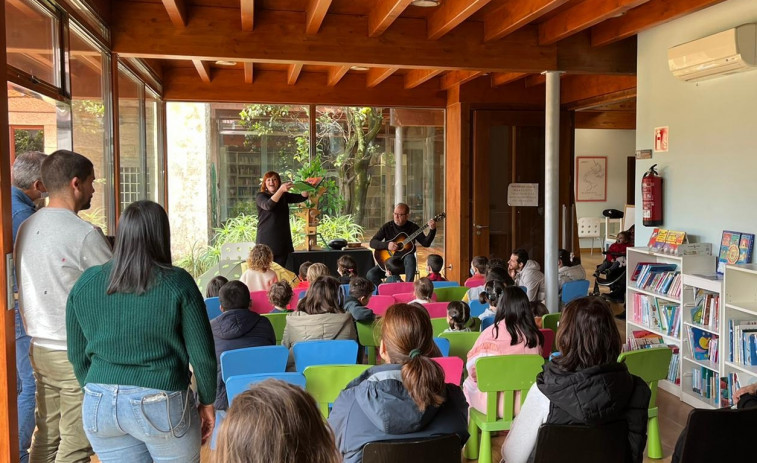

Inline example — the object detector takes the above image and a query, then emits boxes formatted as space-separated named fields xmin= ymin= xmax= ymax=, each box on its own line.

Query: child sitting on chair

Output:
xmin=343 ymin=277 xmax=376 ymax=323
xmin=240 ymin=244 xmax=278 ymax=292
xmin=294 ymin=261 xmax=313 ymax=290
xmin=464 ymin=256 xmax=487 ymax=288
xmin=426 ymin=254 xmax=447 ymax=281
xmin=337 ymin=255 xmax=358 ymax=284
xmin=409 ymin=277 xmax=434 ymax=305
xmin=594 ymin=231 xmax=631 ymax=277
xmin=384 ymin=256 xmax=404 ymax=283
xmin=444 ymin=301 xmax=471 ymax=333
xmin=530 ymin=301 xmax=549 ymax=329
xmin=205 ymin=275 xmax=228 ymax=298
xmin=268 ymin=281 xmax=293 ymax=313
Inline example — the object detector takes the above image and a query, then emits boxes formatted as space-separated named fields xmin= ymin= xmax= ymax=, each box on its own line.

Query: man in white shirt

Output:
xmin=15 ymin=150 xmax=112 ymax=463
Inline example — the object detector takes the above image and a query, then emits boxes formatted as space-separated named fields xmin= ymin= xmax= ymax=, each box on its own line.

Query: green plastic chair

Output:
xmin=357 ymin=321 xmax=381 ymax=365
xmin=434 ymin=286 xmax=468 ymax=302
xmin=464 ymin=354 xmax=544 ymax=463
xmin=618 ymin=347 xmax=673 ymax=460
xmin=303 ymin=364 xmax=371 ymax=418
xmin=261 ymin=313 xmax=287 ymax=345
xmin=541 ymin=313 xmax=561 ymax=352
xmin=438 ymin=331 xmax=480 ymax=364
xmin=431 ymin=317 xmax=449 ymax=337
xmin=466 ymin=317 xmax=481 ymax=332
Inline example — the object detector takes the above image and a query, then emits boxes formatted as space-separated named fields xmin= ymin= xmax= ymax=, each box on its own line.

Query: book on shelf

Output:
xmin=738 ymin=233 xmax=754 ymax=265
xmin=686 ymin=325 xmax=717 ymax=362
xmin=721 ymin=372 xmax=742 ymax=408
xmin=631 ymin=294 xmax=681 ymax=337
xmin=624 ymin=330 xmax=665 ymax=350
xmin=690 ymin=366 xmax=718 ymax=401
xmin=718 ymin=230 xmax=755 ymax=274
xmin=668 ymin=345 xmax=681 ymax=384
xmin=690 ymin=290 xmax=720 ymax=330
xmin=728 ymin=319 xmax=757 ymax=364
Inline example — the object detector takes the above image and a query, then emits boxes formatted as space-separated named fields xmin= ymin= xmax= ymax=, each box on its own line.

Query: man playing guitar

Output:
xmin=366 ymin=203 xmax=437 ymax=286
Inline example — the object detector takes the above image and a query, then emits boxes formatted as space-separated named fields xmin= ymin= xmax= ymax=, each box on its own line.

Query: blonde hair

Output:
xmin=214 ymin=379 xmax=340 ymax=463
xmin=247 ymin=244 xmax=273 ymax=272
xmin=306 ymin=263 xmax=330 ymax=282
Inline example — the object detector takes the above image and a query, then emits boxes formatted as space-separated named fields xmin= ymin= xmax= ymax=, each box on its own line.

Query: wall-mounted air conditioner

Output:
xmin=668 ymin=23 xmax=756 ymax=82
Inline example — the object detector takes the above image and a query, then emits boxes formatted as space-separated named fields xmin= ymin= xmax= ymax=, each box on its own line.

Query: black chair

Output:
xmin=532 ymin=422 xmax=631 ymax=463
xmin=676 ymin=407 xmax=757 ymax=462
xmin=362 ymin=434 xmax=462 ymax=463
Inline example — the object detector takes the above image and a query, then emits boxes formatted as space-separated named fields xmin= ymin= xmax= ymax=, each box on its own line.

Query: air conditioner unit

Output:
xmin=668 ymin=23 xmax=757 ymax=82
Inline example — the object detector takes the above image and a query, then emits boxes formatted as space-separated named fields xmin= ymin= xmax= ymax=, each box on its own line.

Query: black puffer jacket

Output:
xmin=538 ymin=361 xmax=651 ymax=462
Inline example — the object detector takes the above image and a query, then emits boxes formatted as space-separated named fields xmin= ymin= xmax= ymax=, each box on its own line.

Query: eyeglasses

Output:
xmin=394 ymin=213 xmax=408 ymax=217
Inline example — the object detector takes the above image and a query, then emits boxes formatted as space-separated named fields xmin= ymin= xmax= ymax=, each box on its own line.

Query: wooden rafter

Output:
xmin=161 ymin=0 xmax=187 ymax=28
xmin=405 ymin=69 xmax=442 ymax=89
xmin=440 ymin=71 xmax=482 ymax=90
xmin=524 ymin=73 xmax=546 ymax=87
xmin=74 ymin=54 xmax=102 ymax=73
xmin=192 ymin=59 xmax=211 ymax=83
xmin=244 ymin=62 xmax=253 ymax=84
xmin=591 ymin=0 xmax=726 ymax=47
xmin=368 ymin=0 xmax=413 ymax=37
xmin=327 ymin=65 xmax=350 ymax=86
xmin=538 ymin=0 xmax=649 ymax=45
xmin=427 ymin=0 xmax=494 ymax=40
xmin=490 ymin=72 xmax=527 ymax=87
xmin=287 ymin=63 xmax=303 ymax=85
xmin=484 ymin=0 xmax=569 ymax=42
xmin=366 ymin=67 xmax=398 ymax=87
xmin=560 ymin=74 xmax=637 ymax=107
xmin=241 ymin=0 xmax=254 ymax=32
xmin=306 ymin=0 xmax=332 ymax=35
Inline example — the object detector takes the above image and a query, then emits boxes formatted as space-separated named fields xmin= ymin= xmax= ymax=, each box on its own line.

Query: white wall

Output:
xmin=575 ymin=129 xmax=635 ymax=248
xmin=634 ymin=0 xmax=757 ymax=252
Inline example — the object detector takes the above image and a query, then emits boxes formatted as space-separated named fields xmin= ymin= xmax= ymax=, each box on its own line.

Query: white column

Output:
xmin=544 ymin=71 xmax=561 ymax=313
xmin=394 ymin=126 xmax=404 ymax=204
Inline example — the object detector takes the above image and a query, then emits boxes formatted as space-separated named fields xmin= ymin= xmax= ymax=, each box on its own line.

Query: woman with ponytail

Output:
xmin=328 ymin=303 xmax=469 ymax=463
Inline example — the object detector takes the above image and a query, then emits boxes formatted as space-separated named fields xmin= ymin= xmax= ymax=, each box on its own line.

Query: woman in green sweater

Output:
xmin=66 ymin=200 xmax=217 ymax=462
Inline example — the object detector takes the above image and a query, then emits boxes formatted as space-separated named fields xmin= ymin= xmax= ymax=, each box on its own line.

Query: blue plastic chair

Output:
xmin=205 ymin=297 xmax=222 ymax=320
xmin=292 ymin=340 xmax=359 ymax=373
xmin=341 ymin=284 xmax=351 ymax=300
xmin=434 ymin=337 xmax=450 ymax=357
xmin=432 ymin=281 xmax=459 ymax=288
xmin=519 ymin=286 xmax=528 ymax=294
xmin=481 ymin=316 xmax=495 ymax=331
xmin=226 ymin=373 xmax=306 ymax=404
xmin=298 ymin=290 xmax=308 ymax=300
xmin=469 ymin=299 xmax=488 ymax=318
xmin=561 ymin=279 xmax=590 ymax=305
xmin=220 ymin=345 xmax=288 ymax=382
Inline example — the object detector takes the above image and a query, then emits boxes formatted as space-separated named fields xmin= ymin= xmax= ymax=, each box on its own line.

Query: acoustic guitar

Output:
xmin=373 ymin=212 xmax=446 ymax=271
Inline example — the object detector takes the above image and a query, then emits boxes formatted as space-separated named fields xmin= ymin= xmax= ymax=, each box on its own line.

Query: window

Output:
xmin=5 ymin=0 xmax=63 ymax=88
xmin=9 ymin=125 xmax=44 ymax=163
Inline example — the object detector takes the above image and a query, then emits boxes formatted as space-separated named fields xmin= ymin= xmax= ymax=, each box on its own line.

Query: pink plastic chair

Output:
xmin=539 ymin=329 xmax=555 ymax=359
xmin=378 ymin=282 xmax=414 ymax=296
xmin=366 ymin=295 xmax=396 ymax=316
xmin=432 ymin=356 xmax=464 ymax=385
xmin=249 ymin=291 xmax=275 ymax=314
xmin=394 ymin=292 xmax=438 ymax=304
xmin=425 ymin=302 xmax=449 ymax=318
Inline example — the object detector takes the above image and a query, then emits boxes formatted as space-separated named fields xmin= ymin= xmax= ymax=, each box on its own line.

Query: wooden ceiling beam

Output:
xmin=163 ymin=68 xmax=446 ymax=107
xmin=112 ymin=4 xmax=557 ymax=73
xmin=484 ymin=0 xmax=569 ymax=42
xmin=368 ymin=0 xmax=413 ymax=37
xmin=241 ymin=0 xmax=254 ymax=32
xmin=192 ymin=59 xmax=211 ymax=83
xmin=524 ymin=73 xmax=546 ymax=87
xmin=561 ymin=74 xmax=637 ymax=108
xmin=327 ymin=65 xmax=350 ymax=86
xmin=306 ymin=0 xmax=332 ymax=35
xmin=591 ymin=0 xmax=726 ymax=47
xmin=405 ymin=69 xmax=443 ymax=89
xmin=287 ymin=63 xmax=303 ymax=85
xmin=161 ymin=0 xmax=187 ymax=28
xmin=427 ymin=0 xmax=494 ymax=40
xmin=490 ymin=72 xmax=527 ymax=87
xmin=538 ymin=0 xmax=649 ymax=45
xmin=366 ymin=67 xmax=398 ymax=87
xmin=557 ymin=31 xmax=636 ymax=75
xmin=440 ymin=71 xmax=483 ymax=90
xmin=575 ymin=110 xmax=635 ymax=130
xmin=244 ymin=62 xmax=253 ymax=84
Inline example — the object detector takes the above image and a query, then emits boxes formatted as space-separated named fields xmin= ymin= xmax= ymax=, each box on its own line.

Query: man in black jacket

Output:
xmin=366 ymin=203 xmax=436 ymax=286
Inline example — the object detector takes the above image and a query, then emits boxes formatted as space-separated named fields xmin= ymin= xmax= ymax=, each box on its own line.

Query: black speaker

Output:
xmin=328 ymin=239 xmax=347 ymax=250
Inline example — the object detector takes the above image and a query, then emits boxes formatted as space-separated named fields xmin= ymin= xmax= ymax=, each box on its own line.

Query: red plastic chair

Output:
xmin=425 ymin=302 xmax=449 ymax=318
xmin=378 ymin=282 xmax=414 ymax=296
xmin=432 ymin=356 xmax=464 ymax=385
xmin=249 ymin=291 xmax=275 ymax=314
xmin=366 ymin=295 xmax=396 ymax=316
xmin=539 ymin=329 xmax=554 ymax=359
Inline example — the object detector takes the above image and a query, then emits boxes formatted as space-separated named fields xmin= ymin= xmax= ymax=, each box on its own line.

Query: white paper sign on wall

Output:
xmin=507 ymin=183 xmax=539 ymax=207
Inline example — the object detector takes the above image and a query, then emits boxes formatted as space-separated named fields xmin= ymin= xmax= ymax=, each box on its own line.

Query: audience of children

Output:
xmin=306 ymin=263 xmax=331 ymax=286
xmin=464 ymin=258 xmax=510 ymax=303
xmin=502 ymin=296 xmax=650 ymax=463
xmin=557 ymin=248 xmax=586 ymax=289
xmin=409 ymin=277 xmax=434 ymax=305
xmin=211 ymin=280 xmax=276 ymax=411
xmin=342 ymin=277 xmax=376 ymax=323
xmin=474 ymin=268 xmax=514 ymax=320
xmin=463 ymin=286 xmax=544 ymax=416
xmin=594 ymin=230 xmax=631 ymax=277
xmin=444 ymin=301 xmax=471 ymax=333
xmin=384 ymin=256 xmax=405 ymax=283
xmin=328 ymin=303 xmax=469 ymax=463
xmin=464 ymin=256 xmax=487 ymax=288
xmin=205 ymin=275 xmax=228 ymax=298
xmin=530 ymin=300 xmax=549 ymax=329
xmin=240 ymin=244 xmax=278 ymax=292
xmin=268 ymin=280 xmax=294 ymax=313
xmin=425 ymin=254 xmax=447 ymax=281
xmin=295 ymin=261 xmax=313 ymax=290
xmin=337 ymin=255 xmax=359 ymax=284
xmin=215 ymin=379 xmax=341 ymax=463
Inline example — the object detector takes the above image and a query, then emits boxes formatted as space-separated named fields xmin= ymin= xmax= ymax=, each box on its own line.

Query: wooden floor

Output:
xmin=94 ymin=248 xmax=693 ymax=463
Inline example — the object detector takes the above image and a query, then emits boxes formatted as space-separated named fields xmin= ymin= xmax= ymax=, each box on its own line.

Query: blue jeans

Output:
xmin=15 ymin=306 xmax=35 ymax=463
xmin=82 ymin=384 xmax=201 ymax=463
xmin=367 ymin=252 xmax=417 ymax=286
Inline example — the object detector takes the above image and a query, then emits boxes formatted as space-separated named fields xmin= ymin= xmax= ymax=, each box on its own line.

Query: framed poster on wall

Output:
xmin=576 ymin=156 xmax=607 ymax=202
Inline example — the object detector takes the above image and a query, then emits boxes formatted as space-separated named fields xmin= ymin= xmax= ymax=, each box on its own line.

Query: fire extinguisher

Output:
xmin=642 ymin=164 xmax=663 ymax=226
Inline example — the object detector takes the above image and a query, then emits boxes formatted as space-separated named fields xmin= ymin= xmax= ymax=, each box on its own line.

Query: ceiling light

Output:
xmin=215 ymin=60 xmax=237 ymax=66
xmin=412 ymin=0 xmax=440 ymax=7
xmin=350 ymin=65 xmax=370 ymax=71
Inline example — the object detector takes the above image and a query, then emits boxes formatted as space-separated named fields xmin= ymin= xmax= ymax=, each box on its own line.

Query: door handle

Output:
xmin=473 ymin=224 xmax=489 ymax=230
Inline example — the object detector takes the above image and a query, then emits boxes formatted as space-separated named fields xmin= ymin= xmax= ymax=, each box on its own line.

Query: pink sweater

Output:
xmin=240 ymin=269 xmax=278 ymax=293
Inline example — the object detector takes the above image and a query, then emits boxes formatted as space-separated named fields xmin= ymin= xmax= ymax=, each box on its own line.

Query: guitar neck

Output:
xmin=404 ymin=224 xmax=430 ymax=243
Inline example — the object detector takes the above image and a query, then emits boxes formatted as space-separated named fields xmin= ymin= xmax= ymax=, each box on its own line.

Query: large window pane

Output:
xmin=71 ymin=27 xmax=112 ymax=233
xmin=7 ymin=82 xmax=71 ymax=155
xmin=145 ymin=89 xmax=164 ymax=205
xmin=5 ymin=0 xmax=61 ymax=87
xmin=118 ymin=67 xmax=142 ymax=211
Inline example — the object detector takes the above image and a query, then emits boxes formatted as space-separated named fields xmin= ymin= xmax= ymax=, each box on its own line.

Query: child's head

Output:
xmin=248 ymin=244 xmax=274 ymax=272
xmin=486 ymin=257 xmax=508 ymax=273
xmin=206 ymin=275 xmax=228 ymax=298
xmin=215 ymin=379 xmax=340 ymax=463
xmin=298 ymin=261 xmax=313 ymax=281
xmin=558 ymin=249 xmax=579 ymax=268
xmin=617 ymin=231 xmax=630 ymax=244
xmin=306 ymin=263 xmax=330 ymax=282
xmin=485 ymin=266 xmax=515 ymax=287
xmin=268 ymin=281 xmax=293 ymax=309
xmin=413 ymin=277 xmax=434 ymax=301
xmin=300 ymin=276 xmax=342 ymax=315
xmin=493 ymin=286 xmax=543 ymax=349
xmin=555 ymin=296 xmax=621 ymax=372
xmin=530 ymin=300 xmax=549 ymax=318
xmin=349 ymin=277 xmax=375 ymax=302
xmin=337 ymin=255 xmax=358 ymax=279
xmin=479 ymin=279 xmax=506 ymax=307
xmin=219 ymin=280 xmax=252 ymax=311
xmin=385 ymin=256 xmax=404 ymax=276
xmin=447 ymin=301 xmax=470 ymax=331
xmin=426 ymin=254 xmax=444 ymax=274
xmin=471 ymin=256 xmax=488 ymax=275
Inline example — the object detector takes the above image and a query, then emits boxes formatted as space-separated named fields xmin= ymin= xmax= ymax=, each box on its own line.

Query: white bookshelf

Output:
xmin=723 ymin=264 xmax=757 ymax=407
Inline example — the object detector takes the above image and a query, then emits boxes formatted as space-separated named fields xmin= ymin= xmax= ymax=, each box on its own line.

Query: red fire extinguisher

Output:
xmin=642 ymin=164 xmax=663 ymax=227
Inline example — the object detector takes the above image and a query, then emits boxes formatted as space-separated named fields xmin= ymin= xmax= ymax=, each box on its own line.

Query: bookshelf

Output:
xmin=625 ymin=247 xmax=715 ymax=397
xmin=723 ymin=264 xmax=757 ymax=408
xmin=220 ymin=149 xmax=262 ymax=219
